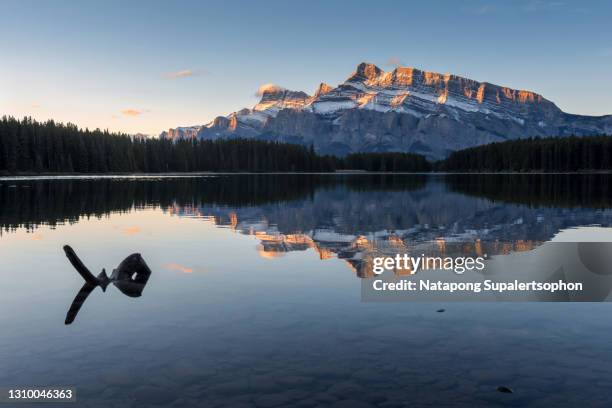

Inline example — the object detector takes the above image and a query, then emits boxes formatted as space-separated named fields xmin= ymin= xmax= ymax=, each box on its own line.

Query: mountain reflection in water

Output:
xmin=1 ymin=174 xmax=612 ymax=278
xmin=3 ymin=174 xmax=612 ymax=407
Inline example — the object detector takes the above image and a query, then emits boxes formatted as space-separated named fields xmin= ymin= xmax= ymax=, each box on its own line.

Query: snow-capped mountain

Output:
xmin=161 ymin=62 xmax=612 ymax=159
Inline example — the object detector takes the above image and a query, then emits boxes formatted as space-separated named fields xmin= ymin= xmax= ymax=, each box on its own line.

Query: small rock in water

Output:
xmin=436 ymin=309 xmax=445 ymax=313
xmin=497 ymin=386 xmax=513 ymax=394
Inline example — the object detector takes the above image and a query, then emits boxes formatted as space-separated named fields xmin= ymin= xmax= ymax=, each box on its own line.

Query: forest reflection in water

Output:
xmin=1 ymin=174 xmax=612 ymax=278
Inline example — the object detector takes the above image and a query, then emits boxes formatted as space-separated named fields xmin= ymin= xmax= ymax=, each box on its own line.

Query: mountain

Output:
xmin=131 ymin=133 xmax=151 ymax=141
xmin=161 ymin=62 xmax=612 ymax=159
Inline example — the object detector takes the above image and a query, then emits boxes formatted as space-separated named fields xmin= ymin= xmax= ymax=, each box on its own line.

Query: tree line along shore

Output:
xmin=1 ymin=116 xmax=611 ymax=174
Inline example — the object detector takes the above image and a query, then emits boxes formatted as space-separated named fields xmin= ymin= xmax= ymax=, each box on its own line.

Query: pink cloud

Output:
xmin=123 ymin=226 xmax=142 ymax=236
xmin=255 ymin=83 xmax=285 ymax=97
xmin=121 ymin=109 xmax=142 ymax=117
xmin=165 ymin=263 xmax=194 ymax=274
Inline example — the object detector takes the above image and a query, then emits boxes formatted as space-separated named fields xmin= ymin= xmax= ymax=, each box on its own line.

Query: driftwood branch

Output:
xmin=63 ymin=245 xmax=97 ymax=284
xmin=63 ymin=245 xmax=110 ymax=289
xmin=63 ymin=245 xmax=152 ymax=324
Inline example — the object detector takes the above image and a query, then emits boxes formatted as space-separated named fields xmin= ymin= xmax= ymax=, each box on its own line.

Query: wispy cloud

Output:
xmin=165 ymin=263 xmax=193 ymax=273
xmin=123 ymin=226 xmax=142 ymax=236
xmin=121 ymin=109 xmax=142 ymax=117
xmin=165 ymin=69 xmax=200 ymax=79
xmin=522 ymin=0 xmax=565 ymax=12
xmin=255 ymin=83 xmax=285 ymax=97
xmin=164 ymin=263 xmax=207 ymax=274
xmin=386 ymin=56 xmax=405 ymax=67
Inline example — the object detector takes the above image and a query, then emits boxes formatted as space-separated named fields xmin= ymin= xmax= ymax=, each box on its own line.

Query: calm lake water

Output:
xmin=1 ymin=174 xmax=612 ymax=407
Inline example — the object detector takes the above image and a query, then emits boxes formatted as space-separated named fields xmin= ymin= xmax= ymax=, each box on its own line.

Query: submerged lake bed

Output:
xmin=1 ymin=174 xmax=612 ymax=407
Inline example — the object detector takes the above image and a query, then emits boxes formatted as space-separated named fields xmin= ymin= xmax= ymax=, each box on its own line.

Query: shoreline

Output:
xmin=2 ymin=170 xmax=612 ymax=180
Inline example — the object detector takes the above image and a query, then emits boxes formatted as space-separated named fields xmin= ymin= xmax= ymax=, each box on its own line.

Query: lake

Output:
xmin=1 ymin=174 xmax=612 ymax=407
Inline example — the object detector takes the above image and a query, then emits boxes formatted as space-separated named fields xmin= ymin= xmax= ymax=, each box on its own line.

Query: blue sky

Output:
xmin=1 ymin=0 xmax=611 ymax=134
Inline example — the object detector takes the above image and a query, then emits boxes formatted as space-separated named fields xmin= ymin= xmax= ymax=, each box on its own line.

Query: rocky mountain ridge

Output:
xmin=161 ymin=62 xmax=612 ymax=159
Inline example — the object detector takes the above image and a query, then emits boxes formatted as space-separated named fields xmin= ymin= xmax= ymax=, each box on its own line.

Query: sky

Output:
xmin=1 ymin=0 xmax=611 ymax=135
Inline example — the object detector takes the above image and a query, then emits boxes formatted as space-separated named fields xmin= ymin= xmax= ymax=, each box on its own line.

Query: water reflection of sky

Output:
xmin=1 ymin=175 xmax=612 ymax=407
